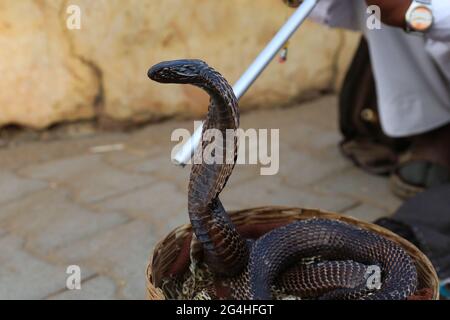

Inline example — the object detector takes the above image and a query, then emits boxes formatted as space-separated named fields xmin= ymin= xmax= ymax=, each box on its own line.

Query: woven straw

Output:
xmin=147 ymin=206 xmax=439 ymax=300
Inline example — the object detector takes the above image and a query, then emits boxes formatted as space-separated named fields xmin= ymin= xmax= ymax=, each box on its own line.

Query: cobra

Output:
xmin=148 ymin=59 xmax=418 ymax=300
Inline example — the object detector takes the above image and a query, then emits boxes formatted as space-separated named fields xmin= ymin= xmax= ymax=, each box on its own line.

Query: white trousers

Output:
xmin=353 ymin=1 xmax=450 ymax=137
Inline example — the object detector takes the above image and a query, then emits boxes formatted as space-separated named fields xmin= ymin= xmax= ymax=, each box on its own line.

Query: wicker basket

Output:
xmin=147 ymin=206 xmax=439 ymax=300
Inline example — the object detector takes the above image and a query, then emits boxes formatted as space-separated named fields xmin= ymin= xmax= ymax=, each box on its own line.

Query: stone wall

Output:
xmin=0 ymin=0 xmax=359 ymax=129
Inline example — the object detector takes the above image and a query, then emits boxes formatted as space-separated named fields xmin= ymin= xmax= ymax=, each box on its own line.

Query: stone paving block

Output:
xmin=313 ymin=167 xmax=403 ymax=213
xmin=220 ymin=175 xmax=357 ymax=213
xmin=0 ymin=170 xmax=46 ymax=205
xmin=343 ymin=203 xmax=389 ymax=223
xmin=48 ymin=276 xmax=117 ymax=300
xmin=94 ymin=181 xmax=188 ymax=226
xmin=51 ymin=220 xmax=166 ymax=300
xmin=226 ymin=164 xmax=266 ymax=186
xmin=101 ymin=149 xmax=147 ymax=167
xmin=19 ymin=154 xmax=152 ymax=203
xmin=282 ymin=123 xmax=342 ymax=154
xmin=288 ymin=95 xmax=339 ymax=131
xmin=126 ymin=155 xmax=191 ymax=192
xmin=0 ymin=189 xmax=129 ymax=255
xmin=278 ymin=144 xmax=351 ymax=189
xmin=238 ymin=96 xmax=338 ymax=132
xmin=0 ymin=132 xmax=129 ymax=170
xmin=101 ymin=143 xmax=165 ymax=167
xmin=125 ymin=119 xmax=188 ymax=150
xmin=0 ymin=235 xmax=94 ymax=299
xmin=240 ymin=107 xmax=302 ymax=130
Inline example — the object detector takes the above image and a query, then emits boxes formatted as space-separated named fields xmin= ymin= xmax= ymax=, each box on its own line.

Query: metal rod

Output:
xmin=173 ymin=0 xmax=319 ymax=166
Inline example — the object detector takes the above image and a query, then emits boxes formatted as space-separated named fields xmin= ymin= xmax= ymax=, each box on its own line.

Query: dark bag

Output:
xmin=376 ymin=184 xmax=450 ymax=300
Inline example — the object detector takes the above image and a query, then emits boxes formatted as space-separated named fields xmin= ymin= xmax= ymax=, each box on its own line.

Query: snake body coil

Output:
xmin=148 ymin=59 xmax=418 ymax=300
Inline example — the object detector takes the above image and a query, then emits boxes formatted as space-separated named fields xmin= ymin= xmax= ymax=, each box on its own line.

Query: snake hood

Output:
xmin=149 ymin=59 xmax=248 ymax=277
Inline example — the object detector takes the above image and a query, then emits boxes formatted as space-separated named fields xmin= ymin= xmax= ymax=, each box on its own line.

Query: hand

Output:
xmin=282 ymin=0 xmax=302 ymax=8
xmin=366 ymin=0 xmax=412 ymax=28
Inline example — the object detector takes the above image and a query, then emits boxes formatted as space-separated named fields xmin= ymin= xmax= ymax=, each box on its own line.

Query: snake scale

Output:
xmin=148 ymin=59 xmax=418 ymax=300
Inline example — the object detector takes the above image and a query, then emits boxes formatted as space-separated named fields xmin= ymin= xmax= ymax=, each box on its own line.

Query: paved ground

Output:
xmin=0 ymin=95 xmax=403 ymax=300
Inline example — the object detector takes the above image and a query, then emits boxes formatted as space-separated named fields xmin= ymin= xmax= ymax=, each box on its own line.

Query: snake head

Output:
xmin=148 ymin=59 xmax=207 ymax=84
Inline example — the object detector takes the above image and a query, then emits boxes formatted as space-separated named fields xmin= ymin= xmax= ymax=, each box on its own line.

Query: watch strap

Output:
xmin=415 ymin=0 xmax=431 ymax=5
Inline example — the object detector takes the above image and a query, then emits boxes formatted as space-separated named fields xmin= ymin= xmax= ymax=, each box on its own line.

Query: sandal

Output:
xmin=339 ymin=138 xmax=399 ymax=176
xmin=390 ymin=153 xmax=450 ymax=199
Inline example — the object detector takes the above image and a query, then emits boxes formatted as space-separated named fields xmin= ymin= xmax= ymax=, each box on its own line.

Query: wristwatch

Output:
xmin=405 ymin=0 xmax=434 ymax=34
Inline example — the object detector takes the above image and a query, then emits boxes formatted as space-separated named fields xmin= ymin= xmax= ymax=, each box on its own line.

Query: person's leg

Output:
xmin=350 ymin=2 xmax=450 ymax=197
